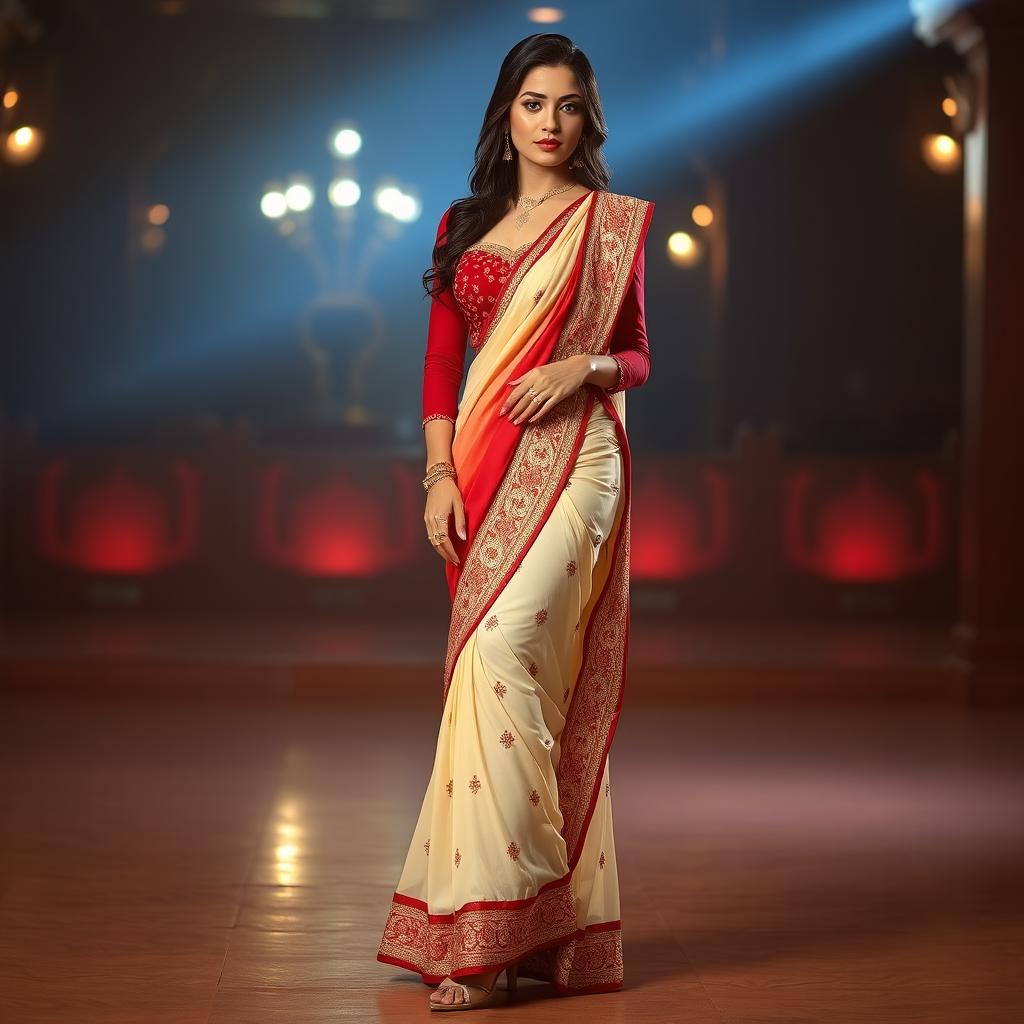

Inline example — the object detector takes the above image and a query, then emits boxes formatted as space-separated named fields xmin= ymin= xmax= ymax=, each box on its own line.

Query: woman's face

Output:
xmin=507 ymin=64 xmax=586 ymax=172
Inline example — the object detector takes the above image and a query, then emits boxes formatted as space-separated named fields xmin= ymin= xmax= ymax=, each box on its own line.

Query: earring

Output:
xmin=502 ymin=130 xmax=512 ymax=161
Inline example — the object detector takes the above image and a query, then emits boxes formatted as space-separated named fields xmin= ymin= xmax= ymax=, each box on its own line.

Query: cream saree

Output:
xmin=377 ymin=189 xmax=654 ymax=994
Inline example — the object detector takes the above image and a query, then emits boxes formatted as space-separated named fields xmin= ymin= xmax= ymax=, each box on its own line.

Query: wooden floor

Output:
xmin=1 ymin=691 xmax=1021 ymax=1022
xmin=0 ymin=613 xmax=968 ymax=705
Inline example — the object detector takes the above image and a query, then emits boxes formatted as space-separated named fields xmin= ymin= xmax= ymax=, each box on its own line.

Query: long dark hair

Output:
xmin=423 ymin=33 xmax=611 ymax=302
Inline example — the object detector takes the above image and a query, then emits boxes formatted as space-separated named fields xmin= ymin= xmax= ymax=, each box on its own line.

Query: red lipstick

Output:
xmin=535 ymin=139 xmax=562 ymax=151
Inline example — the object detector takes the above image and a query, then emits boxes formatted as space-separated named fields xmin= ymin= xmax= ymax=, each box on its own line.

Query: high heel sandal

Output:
xmin=429 ymin=959 xmax=519 ymax=1011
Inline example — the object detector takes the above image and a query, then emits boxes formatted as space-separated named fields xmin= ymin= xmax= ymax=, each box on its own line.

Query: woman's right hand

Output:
xmin=424 ymin=477 xmax=467 ymax=567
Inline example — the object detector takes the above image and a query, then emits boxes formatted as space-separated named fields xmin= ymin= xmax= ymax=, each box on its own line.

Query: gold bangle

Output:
xmin=423 ymin=464 xmax=457 ymax=491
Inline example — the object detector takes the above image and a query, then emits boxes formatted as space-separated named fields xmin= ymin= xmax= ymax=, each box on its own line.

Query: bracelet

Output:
xmin=585 ymin=354 xmax=622 ymax=392
xmin=423 ymin=461 xmax=456 ymax=491
xmin=423 ymin=470 xmax=455 ymax=492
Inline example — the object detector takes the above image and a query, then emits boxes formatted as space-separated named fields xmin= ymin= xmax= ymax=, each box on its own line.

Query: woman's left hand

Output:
xmin=500 ymin=355 xmax=589 ymax=425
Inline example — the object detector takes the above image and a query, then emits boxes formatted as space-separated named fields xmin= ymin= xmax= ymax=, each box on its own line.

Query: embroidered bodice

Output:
xmin=452 ymin=245 xmax=523 ymax=350
xmin=422 ymin=204 xmax=652 ymax=427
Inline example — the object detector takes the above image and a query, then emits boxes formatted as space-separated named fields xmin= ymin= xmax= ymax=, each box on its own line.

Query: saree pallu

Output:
xmin=377 ymin=189 xmax=654 ymax=994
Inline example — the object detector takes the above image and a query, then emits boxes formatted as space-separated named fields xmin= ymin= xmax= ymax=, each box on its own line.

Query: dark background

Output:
xmin=0 ymin=0 xmax=962 ymax=453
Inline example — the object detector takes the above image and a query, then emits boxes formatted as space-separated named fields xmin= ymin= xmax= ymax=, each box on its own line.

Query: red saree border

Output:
xmin=376 ymin=870 xmax=576 ymax=983
xmin=556 ymin=194 xmax=655 ymax=866
xmin=376 ymin=867 xmax=624 ymax=991
xmin=518 ymin=917 xmax=625 ymax=994
xmin=377 ymin=927 xmax=623 ymax=994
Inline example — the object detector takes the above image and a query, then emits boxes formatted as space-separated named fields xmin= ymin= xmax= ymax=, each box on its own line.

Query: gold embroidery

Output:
xmin=516 ymin=922 xmax=625 ymax=992
xmin=466 ymin=240 xmax=530 ymax=261
xmin=454 ymin=248 xmax=513 ymax=350
xmin=376 ymin=875 xmax=580 ymax=981
xmin=422 ymin=412 xmax=455 ymax=428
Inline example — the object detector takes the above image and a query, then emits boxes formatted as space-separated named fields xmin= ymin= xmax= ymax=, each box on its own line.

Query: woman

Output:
xmin=376 ymin=33 xmax=654 ymax=1011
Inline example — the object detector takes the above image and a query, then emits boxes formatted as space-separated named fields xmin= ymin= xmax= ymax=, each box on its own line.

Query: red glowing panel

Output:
xmin=784 ymin=468 xmax=944 ymax=581
xmin=630 ymin=467 xmax=732 ymax=579
xmin=258 ymin=462 xmax=421 ymax=576
xmin=38 ymin=459 xmax=200 ymax=574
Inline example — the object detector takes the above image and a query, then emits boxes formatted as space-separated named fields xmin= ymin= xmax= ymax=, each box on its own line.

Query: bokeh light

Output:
xmin=330 ymin=126 xmax=362 ymax=159
xmin=3 ymin=125 xmax=44 ymax=165
xmin=921 ymin=132 xmax=961 ymax=174
xmin=667 ymin=230 xmax=701 ymax=268
xmin=692 ymin=204 xmax=714 ymax=227
xmin=527 ymin=7 xmax=565 ymax=23
xmin=374 ymin=185 xmax=420 ymax=223
xmin=328 ymin=177 xmax=361 ymax=208
xmin=284 ymin=182 xmax=315 ymax=212
xmin=260 ymin=189 xmax=288 ymax=219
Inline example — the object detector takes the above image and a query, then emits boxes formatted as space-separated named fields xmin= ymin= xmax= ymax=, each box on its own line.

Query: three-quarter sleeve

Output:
xmin=605 ymin=244 xmax=651 ymax=394
xmin=421 ymin=207 xmax=468 ymax=428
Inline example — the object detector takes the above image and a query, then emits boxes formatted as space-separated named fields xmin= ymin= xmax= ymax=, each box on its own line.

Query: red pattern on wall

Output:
xmin=785 ymin=468 xmax=945 ymax=580
xmin=38 ymin=459 xmax=200 ymax=573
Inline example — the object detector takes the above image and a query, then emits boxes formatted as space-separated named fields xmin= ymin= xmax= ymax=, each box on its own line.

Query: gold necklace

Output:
xmin=513 ymin=181 xmax=577 ymax=229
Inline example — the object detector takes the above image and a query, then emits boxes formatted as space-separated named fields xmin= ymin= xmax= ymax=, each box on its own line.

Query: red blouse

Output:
xmin=422 ymin=205 xmax=651 ymax=426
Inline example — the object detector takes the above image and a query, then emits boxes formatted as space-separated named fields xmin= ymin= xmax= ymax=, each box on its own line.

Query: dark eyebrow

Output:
xmin=519 ymin=91 xmax=583 ymax=100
